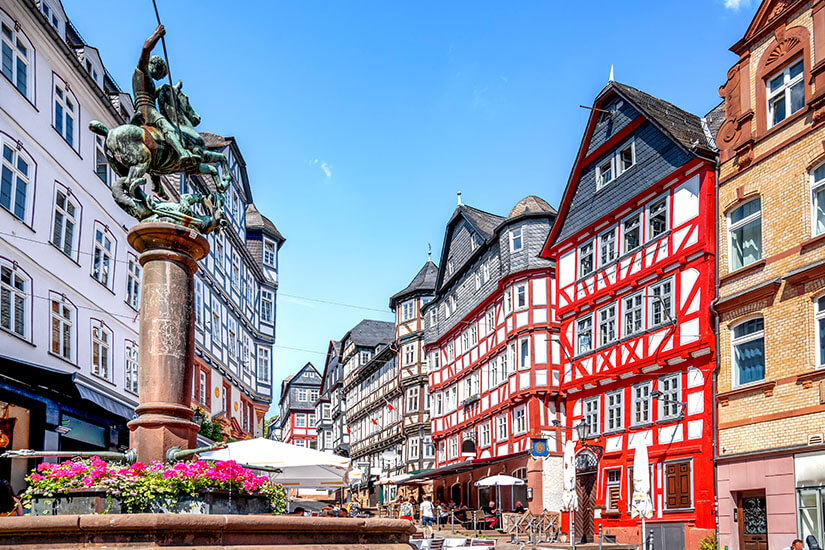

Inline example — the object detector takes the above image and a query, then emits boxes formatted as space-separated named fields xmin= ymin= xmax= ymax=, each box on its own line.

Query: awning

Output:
xmin=402 ymin=451 xmax=529 ymax=483
xmin=377 ymin=474 xmax=411 ymax=485
xmin=74 ymin=378 xmax=135 ymax=420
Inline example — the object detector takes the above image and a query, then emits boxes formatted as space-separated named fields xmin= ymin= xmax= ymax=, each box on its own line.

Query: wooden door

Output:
xmin=575 ymin=472 xmax=597 ymax=543
xmin=738 ymin=491 xmax=768 ymax=550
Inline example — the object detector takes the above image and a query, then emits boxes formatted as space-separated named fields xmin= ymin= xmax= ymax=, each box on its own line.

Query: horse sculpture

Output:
xmin=89 ymin=80 xmax=229 ymax=234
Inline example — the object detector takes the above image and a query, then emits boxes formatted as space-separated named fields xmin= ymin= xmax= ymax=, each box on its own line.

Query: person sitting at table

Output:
xmin=514 ymin=500 xmax=526 ymax=514
xmin=482 ymin=500 xmax=498 ymax=529
xmin=453 ymin=504 xmax=469 ymax=523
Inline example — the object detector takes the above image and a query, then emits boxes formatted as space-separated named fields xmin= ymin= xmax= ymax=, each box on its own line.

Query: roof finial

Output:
xmin=457 ymin=191 xmax=462 ymax=206
xmin=609 ymin=65 xmax=614 ymax=82
xmin=427 ymin=243 xmax=432 ymax=262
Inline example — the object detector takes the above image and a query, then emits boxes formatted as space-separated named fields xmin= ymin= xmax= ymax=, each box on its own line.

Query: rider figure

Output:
xmin=133 ymin=25 xmax=198 ymax=167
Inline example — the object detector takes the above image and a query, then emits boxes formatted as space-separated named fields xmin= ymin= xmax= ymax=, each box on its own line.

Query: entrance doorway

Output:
xmin=575 ymin=450 xmax=598 ymax=543
xmin=450 ymin=483 xmax=461 ymax=506
xmin=738 ymin=490 xmax=768 ymax=550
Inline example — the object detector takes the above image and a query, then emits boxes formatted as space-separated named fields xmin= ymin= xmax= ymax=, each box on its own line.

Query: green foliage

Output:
xmin=198 ymin=417 xmax=226 ymax=442
xmin=699 ymin=533 xmax=717 ymax=550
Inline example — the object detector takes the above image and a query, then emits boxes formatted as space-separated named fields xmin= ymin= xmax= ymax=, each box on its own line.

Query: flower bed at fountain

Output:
xmin=21 ymin=458 xmax=287 ymax=516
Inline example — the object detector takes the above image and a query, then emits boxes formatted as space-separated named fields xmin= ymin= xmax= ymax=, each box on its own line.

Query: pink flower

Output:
xmin=29 ymin=473 xmax=42 ymax=482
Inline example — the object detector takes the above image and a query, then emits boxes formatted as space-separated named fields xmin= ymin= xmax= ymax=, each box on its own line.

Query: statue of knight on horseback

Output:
xmin=89 ymin=24 xmax=229 ymax=234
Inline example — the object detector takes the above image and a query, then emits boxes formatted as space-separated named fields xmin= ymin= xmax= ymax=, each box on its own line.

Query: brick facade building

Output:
xmin=714 ymin=1 xmax=825 ymax=548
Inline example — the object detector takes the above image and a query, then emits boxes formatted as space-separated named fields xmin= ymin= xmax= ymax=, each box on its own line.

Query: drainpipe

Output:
xmin=711 ymin=152 xmax=721 ymax=548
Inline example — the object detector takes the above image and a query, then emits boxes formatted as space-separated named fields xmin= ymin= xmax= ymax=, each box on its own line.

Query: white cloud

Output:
xmin=311 ymin=158 xmax=332 ymax=179
xmin=724 ymin=0 xmax=749 ymax=9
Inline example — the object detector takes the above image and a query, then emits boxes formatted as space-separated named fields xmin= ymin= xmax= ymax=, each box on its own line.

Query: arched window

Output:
xmin=49 ymin=291 xmax=75 ymax=363
xmin=0 ymin=258 xmax=30 ymax=339
xmin=1 ymin=137 xmax=34 ymax=223
xmin=728 ymin=198 xmax=762 ymax=271
xmin=1 ymin=15 xmax=33 ymax=100
xmin=51 ymin=184 xmax=80 ymax=259
xmin=90 ymin=319 xmax=112 ymax=381
xmin=731 ymin=316 xmax=765 ymax=386
xmin=52 ymin=74 xmax=79 ymax=150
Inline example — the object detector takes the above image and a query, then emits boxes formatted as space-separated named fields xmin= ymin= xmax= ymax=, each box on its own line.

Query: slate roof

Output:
xmin=611 ymin=82 xmax=715 ymax=155
xmin=508 ymin=195 xmax=557 ymax=219
xmin=342 ymin=320 xmax=395 ymax=349
xmin=458 ymin=205 xmax=505 ymax=239
xmin=389 ymin=260 xmax=439 ymax=308
xmin=704 ymin=101 xmax=726 ymax=146
xmin=246 ymin=203 xmax=285 ymax=243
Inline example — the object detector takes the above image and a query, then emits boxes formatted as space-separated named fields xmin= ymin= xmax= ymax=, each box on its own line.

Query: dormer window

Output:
xmin=263 ymin=238 xmax=276 ymax=267
xmin=767 ymin=58 xmax=804 ymax=128
xmin=41 ymin=2 xmax=62 ymax=34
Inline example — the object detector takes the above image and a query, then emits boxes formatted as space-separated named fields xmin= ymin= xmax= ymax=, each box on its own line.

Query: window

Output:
xmin=485 ymin=309 xmax=495 ymax=334
xmin=632 ymin=382 xmax=652 ymax=426
xmin=406 ymin=387 xmax=419 ymax=412
xmin=211 ymin=311 xmax=220 ymax=342
xmin=598 ymin=303 xmax=617 ymax=347
xmin=504 ymin=289 xmax=512 ymax=314
xmin=510 ymin=227 xmax=523 ymax=252
xmin=647 ymin=197 xmax=668 ymax=240
xmin=308 ymin=413 xmax=315 ymax=426
xmin=482 ymin=261 xmax=491 ymax=283
xmin=519 ymin=336 xmax=530 ymax=370
xmin=310 ymin=389 xmax=319 ymax=402
xmin=649 ymin=278 xmax=673 ymax=327
xmin=52 ymin=190 xmax=76 ymax=257
xmin=664 ymin=461 xmax=692 ymax=510
xmin=257 ymin=347 xmax=271 ymax=383
xmin=462 ymin=331 xmax=469 ymax=350
xmin=126 ymin=257 xmax=141 ymax=310
xmin=447 ymin=341 xmax=455 ymax=362
xmin=215 ymin=236 xmax=224 ymax=270
xmin=450 ymin=437 xmax=458 ymax=459
xmin=732 ymin=317 xmax=765 ymax=386
xmin=1 ymin=142 xmax=30 ymax=221
xmin=92 ymin=229 xmax=113 ymax=287
xmin=41 ymin=2 xmax=61 ymax=31
xmin=817 ymin=296 xmax=825 ymax=368
xmin=490 ymin=356 xmax=501 ymax=387
xmin=729 ymin=198 xmax=762 ymax=271
xmin=623 ymin=212 xmax=642 ymax=253
xmin=447 ymin=258 xmax=454 ymax=276
xmin=297 ymin=388 xmax=307 ymax=401
xmin=813 ymin=165 xmax=825 ymax=237
xmin=232 ymin=255 xmax=240 ymax=287
xmin=1 ymin=22 xmax=31 ymax=99
xmin=1 ymin=264 xmax=28 ymax=338
xmin=199 ymin=371 xmax=207 ymax=406
xmin=767 ymin=58 xmax=804 ymax=128
xmin=623 ymin=292 xmax=644 ymax=336
xmin=194 ymin=280 xmax=203 ymax=326
xmin=497 ymin=414 xmax=508 ymax=440
xmin=474 ymin=270 xmax=481 ymax=291
xmin=516 ymin=283 xmax=527 ymax=309
xmin=606 ymin=469 xmax=622 ymax=512
xmin=295 ymin=414 xmax=306 ymax=427
xmin=263 ymin=238 xmax=276 ymax=267
xmin=501 ymin=349 xmax=510 ymax=377
xmin=48 ymin=296 xmax=73 ymax=361
xmin=579 ymin=242 xmax=594 ymax=277
xmin=480 ymin=422 xmax=491 ymax=447
xmin=408 ymin=437 xmax=420 ymax=460
xmin=261 ymin=289 xmax=273 ymax=324
xmin=402 ymin=300 xmax=415 ymax=322
xmin=576 ymin=315 xmax=593 ymax=355
xmin=618 ymin=141 xmax=635 ymax=174
xmin=95 ymin=136 xmax=108 ymax=185
xmin=322 ymin=402 xmax=331 ymax=419
xmin=606 ymin=390 xmax=623 ymax=431
xmin=404 ymin=343 xmax=415 ymax=365
xmin=597 ymin=157 xmax=613 ymax=189
xmin=512 ymin=407 xmax=526 ymax=435
xmin=424 ymin=436 xmax=434 ymax=458
xmin=125 ymin=343 xmax=139 ymax=394
xmin=470 ymin=324 xmax=478 ymax=345
xmin=599 ymin=228 xmax=616 ymax=266
xmin=659 ymin=373 xmax=681 ymax=419
xmin=91 ymin=321 xmax=110 ymax=380
xmin=53 ymin=81 xmax=76 ymax=148
xmin=582 ymin=397 xmax=599 ymax=436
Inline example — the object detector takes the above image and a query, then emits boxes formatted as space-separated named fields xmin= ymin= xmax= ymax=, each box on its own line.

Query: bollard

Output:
xmin=599 ymin=525 xmax=603 ymax=550
xmin=647 ymin=529 xmax=655 ymax=550
xmin=473 ymin=510 xmax=478 ymax=537
xmin=451 ymin=510 xmax=455 ymax=535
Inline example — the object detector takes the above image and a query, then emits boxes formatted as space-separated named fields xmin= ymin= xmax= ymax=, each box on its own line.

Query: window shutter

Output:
xmin=678 ymin=462 xmax=691 ymax=508
xmin=665 ymin=462 xmax=691 ymax=509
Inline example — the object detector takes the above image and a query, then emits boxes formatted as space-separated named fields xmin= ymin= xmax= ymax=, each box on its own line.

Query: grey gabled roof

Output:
xmin=246 ymin=203 xmax=285 ymax=243
xmin=389 ymin=260 xmax=438 ymax=308
xmin=342 ymin=320 xmax=395 ymax=349
xmin=611 ymin=82 xmax=714 ymax=155
xmin=458 ymin=205 xmax=505 ymax=239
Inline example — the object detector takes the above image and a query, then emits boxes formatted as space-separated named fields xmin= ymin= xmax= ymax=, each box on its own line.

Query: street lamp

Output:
xmin=552 ymin=419 xmax=603 ymax=457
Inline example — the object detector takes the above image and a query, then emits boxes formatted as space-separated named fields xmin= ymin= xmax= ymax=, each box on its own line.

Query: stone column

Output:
xmin=127 ymin=222 xmax=209 ymax=463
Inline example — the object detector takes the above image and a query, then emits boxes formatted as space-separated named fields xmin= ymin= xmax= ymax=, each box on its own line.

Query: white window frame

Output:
xmin=596 ymin=156 xmax=614 ymax=190
xmin=516 ymin=283 xmax=528 ymax=309
xmin=598 ymin=302 xmax=618 ymax=347
xmin=295 ymin=413 xmax=306 ymax=427
xmin=52 ymin=189 xmax=77 ymax=258
xmin=260 ymin=289 xmax=274 ymax=324
xmin=731 ymin=316 xmax=766 ymax=387
xmin=404 ymin=343 xmax=415 ymax=365
xmin=623 ymin=291 xmax=644 ymax=337
xmin=606 ymin=468 xmax=622 ymax=512
xmin=91 ymin=227 xmax=114 ymax=288
xmin=512 ymin=406 xmax=527 ymax=435
xmin=53 ymin=78 xmax=77 ymax=149
xmin=519 ymin=336 xmax=530 ymax=370
xmin=605 ymin=389 xmax=623 ymax=432
xmin=496 ymin=414 xmax=508 ymax=440
xmin=622 ymin=211 xmax=643 ymax=254
xmin=817 ymin=295 xmax=825 ymax=369
xmin=504 ymin=288 xmax=512 ymax=314
xmin=576 ymin=315 xmax=593 ymax=355
xmin=767 ymin=57 xmax=804 ymax=128
xmin=50 ymin=295 xmax=74 ymax=362
xmin=125 ymin=342 xmax=139 ymax=394
xmin=480 ymin=422 xmax=491 ymax=448
xmin=631 ymin=381 xmax=652 ymax=426
xmin=297 ymin=388 xmax=308 ymax=401
xmin=596 ymin=139 xmax=636 ymax=191
xmin=199 ymin=370 xmax=207 ymax=406
xmin=648 ymin=278 xmax=673 ymax=328
xmin=91 ymin=320 xmax=111 ymax=381
xmin=257 ymin=346 xmax=271 ymax=383
xmin=510 ymin=227 xmax=523 ymax=252
xmin=728 ymin=198 xmax=762 ymax=271
xmin=1 ymin=140 xmax=32 ymax=223
xmin=211 ymin=310 xmax=221 ymax=343
xmin=94 ymin=135 xmax=109 ymax=186
xmin=126 ymin=257 xmax=141 ymax=310
xmin=408 ymin=436 xmax=420 ymax=460
xmin=1 ymin=20 xmax=33 ymax=100
xmin=582 ymin=397 xmax=599 ymax=436
xmin=401 ymin=300 xmax=415 ymax=322
xmin=646 ymin=196 xmax=669 ymax=242
xmin=659 ymin=373 xmax=682 ymax=420
xmin=263 ymin=238 xmax=276 ymax=267
xmin=617 ymin=139 xmax=636 ymax=175
xmin=599 ymin=227 xmax=617 ymax=266
xmin=406 ymin=386 xmax=419 ymax=412
xmin=579 ymin=241 xmax=594 ymax=278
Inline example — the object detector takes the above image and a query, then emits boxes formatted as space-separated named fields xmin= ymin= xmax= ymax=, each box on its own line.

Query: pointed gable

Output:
xmin=390 ymin=260 xmax=438 ymax=309
xmin=543 ymin=81 xmax=715 ymax=251
xmin=736 ymin=0 xmax=803 ymax=52
xmin=435 ymin=205 xmax=505 ymax=292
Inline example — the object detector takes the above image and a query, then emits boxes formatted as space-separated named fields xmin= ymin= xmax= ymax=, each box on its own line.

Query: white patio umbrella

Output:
xmin=560 ymin=441 xmax=578 ymax=548
xmin=630 ymin=437 xmax=654 ymax=550
xmin=200 ymin=438 xmax=350 ymax=489
xmin=475 ymin=474 xmax=525 ymax=525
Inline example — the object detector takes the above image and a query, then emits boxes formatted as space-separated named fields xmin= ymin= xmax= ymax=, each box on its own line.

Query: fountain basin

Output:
xmin=0 ymin=514 xmax=415 ymax=549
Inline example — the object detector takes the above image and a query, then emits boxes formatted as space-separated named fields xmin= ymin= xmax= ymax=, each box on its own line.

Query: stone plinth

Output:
xmin=127 ymin=222 xmax=209 ymax=464
xmin=0 ymin=515 xmax=416 ymax=549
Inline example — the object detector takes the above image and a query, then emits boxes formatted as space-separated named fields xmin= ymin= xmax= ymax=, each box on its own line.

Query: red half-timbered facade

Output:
xmin=420 ymin=196 xmax=564 ymax=514
xmin=542 ymin=82 xmax=719 ymax=548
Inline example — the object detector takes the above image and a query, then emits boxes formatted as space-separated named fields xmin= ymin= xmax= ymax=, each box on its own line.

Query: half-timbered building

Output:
xmin=417 ymin=196 xmax=562 ymax=515
xmin=541 ymin=81 xmax=718 ymax=548
xmin=278 ymin=362 xmax=321 ymax=448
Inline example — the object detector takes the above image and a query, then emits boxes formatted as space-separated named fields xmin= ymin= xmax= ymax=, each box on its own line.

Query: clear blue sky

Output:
xmin=67 ymin=0 xmax=755 ymax=415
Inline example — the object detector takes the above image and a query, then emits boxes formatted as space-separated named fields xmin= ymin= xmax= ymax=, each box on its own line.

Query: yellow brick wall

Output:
xmin=717 ymin=1 xmax=825 ymax=456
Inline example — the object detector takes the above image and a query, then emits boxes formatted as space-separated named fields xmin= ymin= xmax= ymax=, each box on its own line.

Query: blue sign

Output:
xmin=531 ymin=438 xmax=549 ymax=457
